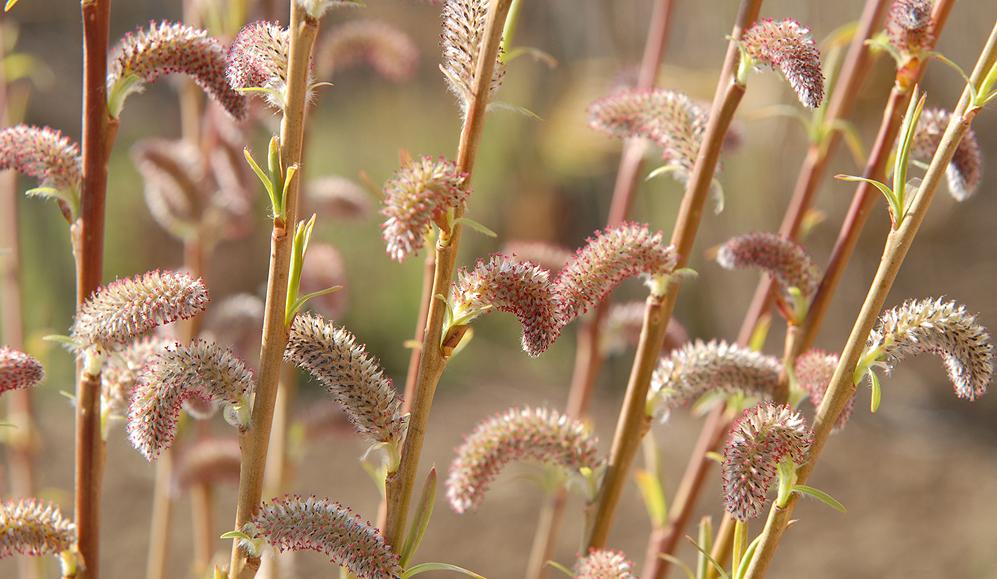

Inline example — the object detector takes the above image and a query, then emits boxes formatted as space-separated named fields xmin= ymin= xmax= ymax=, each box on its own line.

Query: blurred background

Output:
xmin=2 ymin=0 xmax=997 ymax=577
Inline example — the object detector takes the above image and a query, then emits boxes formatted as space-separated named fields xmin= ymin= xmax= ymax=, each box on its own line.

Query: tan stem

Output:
xmin=380 ymin=0 xmax=514 ymax=551
xmin=227 ymin=5 xmax=319 ymax=577
xmin=745 ymin=24 xmax=997 ymax=578
xmin=191 ymin=482 xmax=216 ymax=577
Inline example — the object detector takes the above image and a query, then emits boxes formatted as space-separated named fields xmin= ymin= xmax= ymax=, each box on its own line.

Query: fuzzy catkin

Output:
xmin=441 ymin=0 xmax=505 ymax=113
xmin=101 ymin=336 xmax=171 ymax=425
xmin=574 ymin=549 xmax=637 ymax=579
xmin=739 ymin=18 xmax=825 ymax=109
xmin=722 ymin=403 xmax=812 ymax=521
xmin=885 ymin=0 xmax=934 ymax=55
xmin=71 ymin=270 xmax=209 ymax=348
xmin=649 ymin=340 xmax=783 ymax=420
xmin=0 ymin=499 xmax=76 ymax=558
xmin=716 ymin=232 xmax=821 ymax=300
xmin=911 ymin=108 xmax=983 ymax=201
xmin=865 ymin=298 xmax=994 ymax=400
xmin=227 ymin=21 xmax=296 ymax=110
xmin=381 ymin=156 xmax=468 ymax=262
xmin=555 ymin=223 xmax=677 ymax=322
xmin=0 ymin=125 xmax=82 ymax=197
xmin=318 ymin=19 xmax=419 ymax=82
xmin=446 ymin=406 xmax=602 ymax=514
xmin=450 ymin=255 xmax=562 ymax=357
xmin=284 ymin=313 xmax=406 ymax=445
xmin=0 ymin=347 xmax=45 ymax=394
xmin=128 ymin=340 xmax=254 ymax=460
xmin=243 ymin=495 xmax=400 ymax=579
xmin=110 ymin=21 xmax=246 ymax=119
xmin=795 ymin=349 xmax=853 ymax=432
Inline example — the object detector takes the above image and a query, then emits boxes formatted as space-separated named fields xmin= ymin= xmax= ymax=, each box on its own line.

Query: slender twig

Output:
xmin=585 ymin=0 xmax=762 ymax=550
xmin=190 ymin=482 xmax=216 ymax=577
xmin=525 ymin=2 xmax=675 ymax=576
xmin=640 ymin=1 xmax=938 ymax=574
xmin=227 ymin=4 xmax=320 ymax=577
xmin=746 ymin=25 xmax=997 ymax=578
xmin=381 ymin=0 xmax=515 ymax=551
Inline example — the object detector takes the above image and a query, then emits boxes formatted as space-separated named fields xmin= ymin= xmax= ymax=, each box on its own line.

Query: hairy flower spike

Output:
xmin=588 ymin=89 xmax=709 ymax=180
xmin=795 ymin=350 xmax=853 ymax=432
xmin=102 ymin=337 xmax=171 ymax=429
xmin=865 ymin=298 xmax=994 ymax=400
xmin=451 ymin=255 xmax=561 ymax=356
xmin=555 ymin=223 xmax=677 ymax=322
xmin=381 ymin=156 xmax=468 ymax=261
xmin=128 ymin=340 xmax=254 ymax=460
xmin=574 ymin=549 xmax=637 ymax=579
xmin=306 ymin=175 xmax=374 ymax=220
xmin=446 ymin=406 xmax=602 ymax=513
xmin=0 ymin=125 xmax=82 ymax=218
xmin=910 ymin=108 xmax=983 ymax=201
xmin=739 ymin=19 xmax=825 ymax=108
xmin=318 ymin=20 xmax=419 ymax=82
xmin=0 ymin=499 xmax=76 ymax=558
xmin=503 ymin=241 xmax=574 ymax=273
xmin=241 ymin=495 xmax=400 ymax=579
xmin=109 ymin=21 xmax=246 ymax=119
xmin=722 ymin=403 xmax=812 ymax=520
xmin=602 ymin=301 xmax=688 ymax=356
xmin=284 ymin=313 xmax=406 ymax=445
xmin=716 ymin=232 xmax=821 ymax=300
xmin=227 ymin=21 xmax=296 ymax=110
xmin=172 ymin=437 xmax=242 ymax=495
xmin=886 ymin=0 xmax=934 ymax=55
xmin=441 ymin=0 xmax=505 ymax=114
xmin=0 ymin=347 xmax=44 ymax=394
xmin=132 ymin=138 xmax=208 ymax=239
xmin=649 ymin=340 xmax=782 ymax=420
xmin=72 ymin=270 xmax=209 ymax=348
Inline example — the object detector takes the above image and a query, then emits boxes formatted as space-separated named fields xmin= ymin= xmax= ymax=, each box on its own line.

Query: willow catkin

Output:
xmin=0 ymin=347 xmax=44 ymax=394
xmin=739 ymin=18 xmax=825 ymax=109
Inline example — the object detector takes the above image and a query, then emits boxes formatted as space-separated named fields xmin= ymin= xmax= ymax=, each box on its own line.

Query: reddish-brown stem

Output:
xmin=525 ymin=2 xmax=675 ymax=576
xmin=401 ymin=250 xmax=435 ymax=412
xmin=586 ymin=0 xmax=760 ymax=549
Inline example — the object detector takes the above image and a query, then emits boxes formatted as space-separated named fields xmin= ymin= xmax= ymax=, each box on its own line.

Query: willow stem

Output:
xmin=380 ymin=0 xmax=515 ymax=551
xmin=525 ymin=2 xmax=675 ymax=576
xmin=746 ymin=26 xmax=997 ymax=578
xmin=585 ymin=0 xmax=761 ymax=551
xmin=226 ymin=4 xmax=320 ymax=577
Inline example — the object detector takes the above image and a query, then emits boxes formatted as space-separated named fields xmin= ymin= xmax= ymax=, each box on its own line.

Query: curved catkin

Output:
xmin=71 ymin=270 xmax=209 ymax=348
xmin=0 ymin=498 xmax=76 ymax=558
xmin=739 ymin=18 xmax=825 ymax=109
xmin=284 ymin=313 xmax=406 ymax=445
xmin=0 ymin=125 xmax=82 ymax=197
xmin=588 ymin=88 xmax=709 ymax=179
xmin=0 ymin=347 xmax=45 ymax=394
xmin=227 ymin=21 xmax=294 ymax=110
xmin=450 ymin=255 xmax=561 ymax=357
xmin=101 ymin=337 xmax=171 ymax=425
xmin=172 ymin=437 xmax=242 ymax=495
xmin=554 ymin=223 xmax=677 ymax=322
xmin=446 ymin=406 xmax=602 ymax=514
xmin=885 ymin=0 xmax=934 ymax=55
xmin=716 ymin=232 xmax=821 ymax=300
xmin=722 ymin=403 xmax=812 ymax=521
xmin=911 ymin=108 xmax=983 ymax=202
xmin=795 ymin=349 xmax=853 ymax=432
xmin=109 ymin=21 xmax=246 ymax=119
xmin=132 ymin=138 xmax=207 ymax=237
xmin=503 ymin=240 xmax=574 ymax=273
xmin=574 ymin=549 xmax=637 ymax=579
xmin=127 ymin=340 xmax=254 ymax=460
xmin=381 ymin=156 xmax=468 ymax=262
xmin=317 ymin=19 xmax=419 ymax=82
xmin=242 ymin=495 xmax=400 ymax=579
xmin=441 ymin=0 xmax=505 ymax=113
xmin=865 ymin=298 xmax=994 ymax=400
xmin=649 ymin=340 xmax=782 ymax=420
xmin=602 ymin=301 xmax=688 ymax=356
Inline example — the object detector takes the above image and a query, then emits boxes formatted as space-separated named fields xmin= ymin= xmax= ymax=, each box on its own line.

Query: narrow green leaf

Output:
xmin=704 ymin=451 xmax=724 ymax=465
xmin=684 ymin=536 xmax=730 ymax=579
xmin=696 ymin=516 xmax=714 ymax=579
xmin=544 ymin=561 xmax=574 ymax=577
xmin=793 ymin=484 xmax=847 ymax=513
xmin=634 ymin=469 xmax=667 ymax=528
xmin=835 ymin=174 xmax=898 ymax=222
xmin=870 ymin=370 xmax=882 ymax=413
xmin=219 ymin=530 xmax=251 ymax=541
xmin=244 ymin=147 xmax=277 ymax=212
xmin=658 ymin=554 xmax=696 ymax=579
xmin=453 ymin=216 xmax=497 ymax=238
xmin=733 ymin=535 xmax=763 ymax=579
xmin=403 ymin=562 xmax=484 ymax=578
xmin=400 ymin=467 xmax=438 ymax=568
xmin=504 ymin=46 xmax=558 ymax=68
xmin=892 ymin=89 xmax=926 ymax=223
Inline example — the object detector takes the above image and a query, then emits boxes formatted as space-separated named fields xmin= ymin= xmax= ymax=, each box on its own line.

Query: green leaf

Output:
xmin=696 ymin=516 xmax=714 ymax=579
xmin=733 ymin=535 xmax=763 ymax=579
xmin=684 ymin=537 xmax=730 ymax=579
xmin=403 ymin=562 xmax=484 ymax=578
xmin=285 ymin=214 xmax=317 ymax=325
xmin=453 ymin=216 xmax=497 ymax=238
xmin=400 ymin=467 xmax=437 ymax=568
xmin=486 ymin=101 xmax=543 ymax=120
xmin=892 ymin=89 xmax=926 ymax=224
xmin=25 ymin=187 xmax=79 ymax=221
xmin=504 ymin=46 xmax=558 ymax=68
xmin=658 ymin=554 xmax=696 ymax=579
xmin=704 ymin=451 xmax=724 ymax=465
xmin=634 ymin=469 xmax=667 ymax=528
xmin=219 ymin=530 xmax=252 ymax=541
xmin=290 ymin=286 xmax=343 ymax=320
xmin=793 ymin=484 xmax=847 ymax=513
xmin=869 ymin=370 xmax=882 ymax=413
xmin=835 ymin=174 xmax=900 ymax=224
xmin=244 ymin=147 xmax=277 ymax=213
xmin=268 ymin=136 xmax=284 ymax=216
xmin=748 ymin=315 xmax=772 ymax=352
xmin=927 ymin=52 xmax=976 ymax=103
xmin=544 ymin=561 xmax=574 ymax=577
xmin=43 ymin=334 xmax=80 ymax=349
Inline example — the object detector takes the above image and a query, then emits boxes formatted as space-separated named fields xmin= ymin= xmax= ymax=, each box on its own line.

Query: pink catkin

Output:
xmin=446 ymin=406 xmax=602 ymax=514
xmin=318 ymin=19 xmax=419 ymax=82
xmin=911 ymin=108 xmax=983 ymax=201
xmin=795 ymin=349 xmax=853 ymax=432
xmin=555 ymin=223 xmax=677 ymax=322
xmin=245 ymin=495 xmax=400 ymax=579
xmin=441 ymin=0 xmax=505 ymax=113
xmin=227 ymin=21 xmax=297 ymax=111
xmin=111 ymin=21 xmax=246 ymax=119
xmin=0 ymin=125 xmax=82 ymax=195
xmin=722 ymin=403 xmax=812 ymax=521
xmin=0 ymin=347 xmax=44 ymax=394
xmin=381 ymin=156 xmax=468 ymax=262
xmin=0 ymin=499 xmax=76 ymax=559
xmin=574 ymin=549 xmax=637 ymax=579
xmin=451 ymin=255 xmax=562 ymax=357
xmin=716 ymin=232 xmax=821 ymax=300
xmin=885 ymin=0 xmax=934 ymax=55
xmin=503 ymin=240 xmax=574 ymax=273
xmin=739 ymin=18 xmax=825 ymax=109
